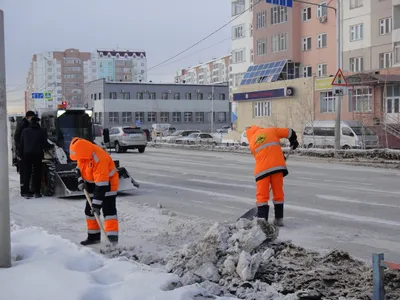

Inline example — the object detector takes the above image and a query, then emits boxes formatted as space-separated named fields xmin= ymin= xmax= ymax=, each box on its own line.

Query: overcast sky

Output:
xmin=3 ymin=0 xmax=231 ymax=113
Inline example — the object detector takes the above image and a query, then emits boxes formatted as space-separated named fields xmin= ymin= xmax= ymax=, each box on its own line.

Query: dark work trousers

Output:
xmin=22 ymin=154 xmax=43 ymax=194
xmin=84 ymin=195 xmax=118 ymax=241
xmin=18 ymin=160 xmax=24 ymax=194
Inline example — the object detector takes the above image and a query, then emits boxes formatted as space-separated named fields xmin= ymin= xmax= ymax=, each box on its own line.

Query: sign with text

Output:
xmin=233 ymin=88 xmax=286 ymax=101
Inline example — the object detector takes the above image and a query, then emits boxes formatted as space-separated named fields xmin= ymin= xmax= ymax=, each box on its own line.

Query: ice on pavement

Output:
xmin=0 ymin=222 xmax=237 ymax=300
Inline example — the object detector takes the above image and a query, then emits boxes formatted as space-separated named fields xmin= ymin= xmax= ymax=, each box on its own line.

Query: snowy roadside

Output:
xmin=147 ymin=142 xmax=400 ymax=168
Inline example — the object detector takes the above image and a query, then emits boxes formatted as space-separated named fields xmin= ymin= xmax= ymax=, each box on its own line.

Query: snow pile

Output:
xmin=163 ymin=218 xmax=400 ymax=300
xmin=0 ymin=225 xmax=237 ymax=300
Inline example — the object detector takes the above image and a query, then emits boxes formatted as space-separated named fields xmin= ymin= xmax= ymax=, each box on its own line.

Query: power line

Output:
xmin=144 ymin=2 xmax=259 ymax=74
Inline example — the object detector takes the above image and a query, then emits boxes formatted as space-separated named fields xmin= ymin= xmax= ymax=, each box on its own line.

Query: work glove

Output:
xmin=78 ymin=179 xmax=87 ymax=191
xmin=290 ymin=140 xmax=299 ymax=150
xmin=91 ymin=205 xmax=101 ymax=216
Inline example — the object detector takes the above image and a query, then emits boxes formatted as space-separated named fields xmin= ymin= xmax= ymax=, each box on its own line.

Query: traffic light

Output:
xmin=61 ymin=101 xmax=67 ymax=109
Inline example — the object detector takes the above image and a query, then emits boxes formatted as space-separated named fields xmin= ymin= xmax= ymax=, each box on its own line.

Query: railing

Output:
xmin=372 ymin=253 xmax=400 ymax=299
xmin=382 ymin=114 xmax=400 ymax=139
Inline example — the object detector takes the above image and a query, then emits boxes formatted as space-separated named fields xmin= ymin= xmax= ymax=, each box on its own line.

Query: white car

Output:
xmin=175 ymin=133 xmax=218 ymax=145
xmin=164 ymin=130 xmax=200 ymax=143
xmin=240 ymin=131 xmax=249 ymax=146
xmin=108 ymin=126 xmax=147 ymax=153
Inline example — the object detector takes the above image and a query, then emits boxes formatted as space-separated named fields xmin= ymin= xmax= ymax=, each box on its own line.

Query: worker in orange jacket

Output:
xmin=246 ymin=126 xmax=299 ymax=226
xmin=69 ymin=137 xmax=119 ymax=246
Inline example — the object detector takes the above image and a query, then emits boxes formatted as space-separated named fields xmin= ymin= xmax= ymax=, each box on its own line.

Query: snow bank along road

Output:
xmin=118 ymin=147 xmax=400 ymax=263
xmin=9 ymin=146 xmax=400 ymax=264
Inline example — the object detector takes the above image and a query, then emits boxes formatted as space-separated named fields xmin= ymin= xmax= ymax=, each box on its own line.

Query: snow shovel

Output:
xmin=237 ymin=146 xmax=294 ymax=221
xmin=83 ymin=188 xmax=113 ymax=247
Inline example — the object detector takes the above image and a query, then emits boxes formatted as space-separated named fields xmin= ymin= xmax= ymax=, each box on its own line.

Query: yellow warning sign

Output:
xmin=331 ymin=68 xmax=348 ymax=86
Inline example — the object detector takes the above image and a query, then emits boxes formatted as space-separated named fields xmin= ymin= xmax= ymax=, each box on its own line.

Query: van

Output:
xmin=302 ymin=120 xmax=379 ymax=149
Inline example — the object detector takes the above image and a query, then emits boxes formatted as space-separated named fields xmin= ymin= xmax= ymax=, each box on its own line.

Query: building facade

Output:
xmin=85 ymin=79 xmax=230 ymax=131
xmin=26 ymin=49 xmax=91 ymax=113
xmin=230 ymin=0 xmax=254 ymax=96
xmin=174 ymin=55 xmax=230 ymax=85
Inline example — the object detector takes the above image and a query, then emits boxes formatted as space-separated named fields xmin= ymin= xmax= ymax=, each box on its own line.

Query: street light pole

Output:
xmin=334 ymin=0 xmax=342 ymax=152
xmin=211 ymin=84 xmax=214 ymax=133
xmin=0 ymin=9 xmax=12 ymax=268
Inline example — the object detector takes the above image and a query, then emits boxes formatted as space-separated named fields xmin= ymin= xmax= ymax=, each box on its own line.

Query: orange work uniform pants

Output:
xmin=256 ymin=172 xmax=284 ymax=207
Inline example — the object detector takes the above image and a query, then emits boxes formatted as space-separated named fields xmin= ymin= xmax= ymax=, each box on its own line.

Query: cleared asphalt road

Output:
xmin=115 ymin=146 xmax=400 ymax=263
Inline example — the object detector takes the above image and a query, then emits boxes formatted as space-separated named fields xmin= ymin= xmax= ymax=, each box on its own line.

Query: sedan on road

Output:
xmin=175 ymin=132 xmax=218 ymax=145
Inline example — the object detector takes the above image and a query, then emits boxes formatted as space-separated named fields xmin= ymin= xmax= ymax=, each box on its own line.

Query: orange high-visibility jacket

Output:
xmin=69 ymin=138 xmax=119 ymax=200
xmin=246 ymin=126 xmax=293 ymax=182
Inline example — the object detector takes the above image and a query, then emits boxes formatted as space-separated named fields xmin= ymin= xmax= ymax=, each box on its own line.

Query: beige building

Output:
xmin=234 ymin=77 xmax=314 ymax=143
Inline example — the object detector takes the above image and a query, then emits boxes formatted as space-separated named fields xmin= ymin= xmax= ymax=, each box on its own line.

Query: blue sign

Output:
xmin=233 ymin=88 xmax=286 ymax=101
xmin=32 ymin=93 xmax=44 ymax=99
xmin=266 ymin=0 xmax=293 ymax=7
xmin=135 ymin=120 xmax=141 ymax=127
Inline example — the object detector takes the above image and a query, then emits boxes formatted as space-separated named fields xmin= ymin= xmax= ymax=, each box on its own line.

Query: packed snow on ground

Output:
xmin=1 ymin=222 xmax=238 ymax=300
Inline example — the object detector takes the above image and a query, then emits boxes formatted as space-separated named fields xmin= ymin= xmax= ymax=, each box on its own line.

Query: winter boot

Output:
xmin=80 ymin=233 xmax=101 ymax=246
xmin=273 ymin=203 xmax=284 ymax=227
xmin=108 ymin=235 xmax=118 ymax=246
xmin=34 ymin=193 xmax=42 ymax=198
xmin=257 ymin=205 xmax=269 ymax=221
xmin=23 ymin=193 xmax=34 ymax=199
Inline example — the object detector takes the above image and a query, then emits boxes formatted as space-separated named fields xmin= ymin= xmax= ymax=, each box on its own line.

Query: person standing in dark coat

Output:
xmin=19 ymin=116 xmax=52 ymax=198
xmin=14 ymin=110 xmax=36 ymax=196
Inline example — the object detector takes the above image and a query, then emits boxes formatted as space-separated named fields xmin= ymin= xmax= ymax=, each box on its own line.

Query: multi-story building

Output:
xmin=230 ymin=0 xmax=254 ymax=96
xmin=174 ymin=55 xmax=230 ymax=85
xmin=85 ymin=78 xmax=230 ymax=131
xmin=88 ymin=50 xmax=147 ymax=83
xmin=26 ymin=49 xmax=91 ymax=113
xmin=26 ymin=49 xmax=147 ymax=114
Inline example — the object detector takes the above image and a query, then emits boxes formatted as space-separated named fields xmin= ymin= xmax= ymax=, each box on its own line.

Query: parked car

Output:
xmin=175 ymin=132 xmax=218 ymax=145
xmin=108 ymin=126 xmax=147 ymax=153
xmin=164 ymin=130 xmax=200 ymax=143
xmin=216 ymin=125 xmax=231 ymax=134
xmin=93 ymin=124 xmax=106 ymax=149
xmin=240 ymin=131 xmax=249 ymax=146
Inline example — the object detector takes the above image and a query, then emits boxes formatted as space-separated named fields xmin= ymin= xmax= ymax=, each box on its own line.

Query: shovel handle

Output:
xmin=83 ymin=189 xmax=111 ymax=245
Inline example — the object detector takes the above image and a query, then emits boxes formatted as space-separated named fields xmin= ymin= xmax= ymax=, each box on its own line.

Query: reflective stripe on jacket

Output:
xmin=246 ymin=126 xmax=293 ymax=182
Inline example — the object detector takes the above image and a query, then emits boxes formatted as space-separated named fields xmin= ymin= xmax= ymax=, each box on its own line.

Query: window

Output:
xmin=320 ymin=91 xmax=335 ymax=113
xmin=197 ymin=93 xmax=203 ymax=100
xmin=109 ymin=112 xmax=119 ymax=124
xmin=379 ymin=18 xmax=392 ymax=35
xmin=122 ymin=112 xmax=132 ymax=123
xmin=348 ymin=87 xmax=373 ymax=112
xmin=147 ymin=112 xmax=156 ymax=123
xmin=232 ymin=49 xmax=245 ymax=63
xmin=136 ymin=92 xmax=143 ymax=99
xmin=317 ymin=2 xmax=327 ymax=17
xmin=350 ymin=57 xmax=363 ymax=72
xmin=317 ymin=63 xmax=327 ymax=77
xmin=350 ymin=24 xmax=363 ymax=41
xmin=217 ymin=112 xmax=226 ymax=122
xmin=174 ymin=93 xmax=180 ymax=100
xmin=342 ymin=127 xmax=354 ymax=136
xmin=184 ymin=112 xmax=193 ymax=123
xmin=303 ymin=66 xmax=312 ymax=77
xmin=302 ymin=7 xmax=311 ymax=21
xmin=350 ymin=0 xmax=363 ymax=9
xmin=232 ymin=24 xmax=245 ymax=39
xmin=195 ymin=112 xmax=204 ymax=122
xmin=379 ymin=52 xmax=392 ymax=69
xmin=219 ymin=93 xmax=226 ymax=100
xmin=317 ymin=33 xmax=327 ymax=48
xmin=395 ymin=43 xmax=400 ymax=64
xmin=256 ymin=10 xmax=267 ymax=29
xmin=231 ymin=0 xmax=245 ymax=16
xmin=250 ymin=49 xmax=254 ymax=62
xmin=122 ymin=92 xmax=130 ymax=99
xmin=254 ymin=101 xmax=272 ymax=117
xmin=271 ymin=33 xmax=288 ymax=52
xmin=160 ymin=112 xmax=169 ymax=122
xmin=162 ymin=92 xmax=169 ymax=99
xmin=185 ymin=93 xmax=192 ymax=100
xmin=172 ymin=112 xmax=181 ymax=123
xmin=271 ymin=5 xmax=287 ymax=24
xmin=149 ymin=92 xmax=156 ymax=99
xmin=302 ymin=37 xmax=312 ymax=51
xmin=250 ymin=24 xmax=253 ymax=37
xmin=256 ymin=38 xmax=267 ymax=56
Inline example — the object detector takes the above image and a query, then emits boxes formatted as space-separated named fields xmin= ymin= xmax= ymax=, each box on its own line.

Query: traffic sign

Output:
xmin=32 ymin=93 xmax=44 ymax=99
xmin=266 ymin=0 xmax=293 ymax=7
xmin=135 ymin=120 xmax=141 ymax=127
xmin=44 ymin=92 xmax=52 ymax=100
xmin=331 ymin=68 xmax=348 ymax=86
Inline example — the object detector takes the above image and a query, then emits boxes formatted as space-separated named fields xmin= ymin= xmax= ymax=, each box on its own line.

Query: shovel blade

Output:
xmin=237 ymin=207 xmax=258 ymax=221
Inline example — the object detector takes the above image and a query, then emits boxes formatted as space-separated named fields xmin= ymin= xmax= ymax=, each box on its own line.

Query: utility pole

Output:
xmin=334 ymin=0 xmax=342 ymax=153
xmin=211 ymin=84 xmax=214 ymax=133
xmin=0 ymin=9 xmax=12 ymax=268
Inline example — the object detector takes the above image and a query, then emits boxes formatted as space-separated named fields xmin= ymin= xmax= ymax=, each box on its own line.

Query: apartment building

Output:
xmin=174 ymin=55 xmax=230 ymax=85
xmin=85 ymin=79 xmax=230 ymax=131
xmin=230 ymin=0 xmax=254 ymax=95
xmin=26 ymin=49 xmax=91 ymax=113
xmin=26 ymin=49 xmax=147 ymax=114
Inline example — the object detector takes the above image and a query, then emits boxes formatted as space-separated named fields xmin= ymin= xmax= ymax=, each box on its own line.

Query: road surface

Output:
xmin=117 ymin=146 xmax=400 ymax=263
